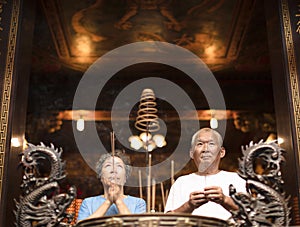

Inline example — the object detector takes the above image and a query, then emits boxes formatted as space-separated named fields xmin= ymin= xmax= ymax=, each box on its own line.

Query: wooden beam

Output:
xmin=57 ymin=109 xmax=238 ymax=121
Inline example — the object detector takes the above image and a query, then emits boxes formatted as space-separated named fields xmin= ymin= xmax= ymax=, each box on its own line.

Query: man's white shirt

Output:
xmin=165 ymin=171 xmax=246 ymax=220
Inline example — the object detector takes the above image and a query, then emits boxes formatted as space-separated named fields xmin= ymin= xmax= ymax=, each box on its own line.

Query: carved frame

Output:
xmin=0 ymin=0 xmax=299 ymax=225
xmin=281 ymin=0 xmax=300 ymax=167
xmin=0 ymin=0 xmax=20 ymax=210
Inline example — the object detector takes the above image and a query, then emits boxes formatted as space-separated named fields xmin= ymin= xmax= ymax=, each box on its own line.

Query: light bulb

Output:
xmin=210 ymin=118 xmax=218 ymax=129
xmin=144 ymin=141 xmax=156 ymax=152
xmin=278 ymin=137 xmax=284 ymax=145
xmin=77 ymin=118 xmax=85 ymax=131
xmin=11 ymin=137 xmax=21 ymax=147
xmin=153 ymin=134 xmax=166 ymax=147
xmin=140 ymin=132 xmax=152 ymax=142
xmin=158 ymin=140 xmax=167 ymax=148
xmin=129 ymin=136 xmax=143 ymax=150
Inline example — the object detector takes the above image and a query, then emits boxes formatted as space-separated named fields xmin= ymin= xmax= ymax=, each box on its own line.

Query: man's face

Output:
xmin=190 ymin=131 xmax=225 ymax=173
xmin=101 ymin=156 xmax=126 ymax=185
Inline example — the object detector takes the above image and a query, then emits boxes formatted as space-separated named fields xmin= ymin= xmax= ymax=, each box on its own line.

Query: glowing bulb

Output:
xmin=129 ymin=135 xmax=139 ymax=143
xmin=144 ymin=141 xmax=156 ymax=152
xmin=77 ymin=118 xmax=85 ymax=131
xmin=278 ymin=137 xmax=284 ymax=145
xmin=210 ymin=118 xmax=218 ymax=129
xmin=153 ymin=134 xmax=166 ymax=147
xmin=129 ymin=136 xmax=143 ymax=150
xmin=140 ymin=132 xmax=152 ymax=142
xmin=11 ymin=137 xmax=21 ymax=147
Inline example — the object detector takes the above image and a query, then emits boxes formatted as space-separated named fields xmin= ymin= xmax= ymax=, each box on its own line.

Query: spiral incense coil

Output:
xmin=135 ymin=89 xmax=160 ymax=132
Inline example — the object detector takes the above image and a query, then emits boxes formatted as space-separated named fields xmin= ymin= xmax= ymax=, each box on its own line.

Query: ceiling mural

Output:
xmin=40 ymin=0 xmax=256 ymax=71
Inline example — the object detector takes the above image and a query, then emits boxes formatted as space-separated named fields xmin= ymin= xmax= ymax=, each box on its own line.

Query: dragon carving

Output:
xmin=15 ymin=143 xmax=76 ymax=227
xmin=229 ymin=140 xmax=290 ymax=226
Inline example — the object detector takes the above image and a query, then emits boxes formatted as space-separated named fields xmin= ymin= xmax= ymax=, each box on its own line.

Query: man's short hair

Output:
xmin=190 ymin=128 xmax=223 ymax=150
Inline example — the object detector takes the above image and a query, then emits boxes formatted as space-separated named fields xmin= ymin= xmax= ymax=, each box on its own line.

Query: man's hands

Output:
xmin=168 ymin=186 xmax=234 ymax=214
xmin=188 ymin=186 xmax=225 ymax=210
xmin=188 ymin=190 xmax=208 ymax=209
xmin=203 ymin=186 xmax=225 ymax=205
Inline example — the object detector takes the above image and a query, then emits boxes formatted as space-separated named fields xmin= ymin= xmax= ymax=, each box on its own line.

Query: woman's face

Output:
xmin=100 ymin=156 xmax=126 ymax=185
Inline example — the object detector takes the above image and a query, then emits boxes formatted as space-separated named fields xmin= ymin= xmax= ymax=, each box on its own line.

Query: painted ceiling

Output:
xmin=33 ymin=0 xmax=269 ymax=73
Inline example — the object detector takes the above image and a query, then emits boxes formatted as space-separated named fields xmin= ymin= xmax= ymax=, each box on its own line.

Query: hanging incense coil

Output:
xmin=135 ymin=89 xmax=160 ymax=132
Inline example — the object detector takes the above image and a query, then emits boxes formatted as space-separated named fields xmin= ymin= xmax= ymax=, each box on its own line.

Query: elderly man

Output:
xmin=165 ymin=128 xmax=246 ymax=220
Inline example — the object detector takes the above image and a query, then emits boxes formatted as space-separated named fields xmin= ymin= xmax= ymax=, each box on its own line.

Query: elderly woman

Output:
xmin=77 ymin=150 xmax=146 ymax=222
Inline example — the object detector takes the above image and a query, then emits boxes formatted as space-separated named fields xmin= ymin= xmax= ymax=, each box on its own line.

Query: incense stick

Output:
xmin=160 ymin=182 xmax=165 ymax=209
xmin=139 ymin=170 xmax=143 ymax=199
xmin=171 ymin=160 xmax=174 ymax=185
xmin=147 ymin=153 xmax=152 ymax=212
xmin=110 ymin=131 xmax=115 ymax=156
xmin=151 ymin=178 xmax=156 ymax=211
xmin=110 ymin=131 xmax=115 ymax=198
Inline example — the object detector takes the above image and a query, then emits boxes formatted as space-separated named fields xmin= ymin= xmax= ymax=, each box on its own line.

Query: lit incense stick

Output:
xmin=110 ymin=132 xmax=115 ymax=156
xmin=171 ymin=160 xmax=174 ymax=185
xmin=147 ymin=153 xmax=152 ymax=212
xmin=151 ymin=178 xmax=156 ymax=211
xmin=160 ymin=182 xmax=166 ymax=209
xmin=110 ymin=132 xmax=115 ymax=198
xmin=139 ymin=170 xmax=143 ymax=199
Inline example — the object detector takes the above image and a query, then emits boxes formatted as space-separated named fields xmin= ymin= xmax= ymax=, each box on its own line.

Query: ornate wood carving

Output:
xmin=281 ymin=0 xmax=300 ymax=173
xmin=230 ymin=141 xmax=290 ymax=226
xmin=0 ymin=0 xmax=20 ymax=206
xmin=15 ymin=143 xmax=76 ymax=227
